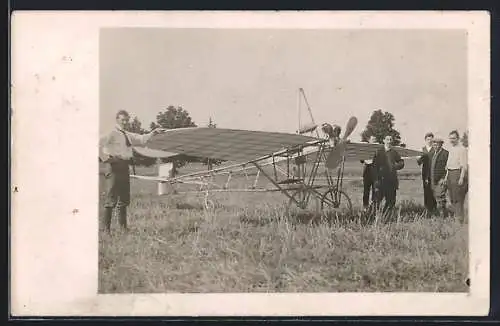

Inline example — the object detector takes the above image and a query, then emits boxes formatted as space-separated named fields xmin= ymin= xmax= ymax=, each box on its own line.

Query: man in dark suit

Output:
xmin=361 ymin=135 xmax=378 ymax=210
xmin=429 ymin=138 xmax=449 ymax=217
xmin=417 ymin=132 xmax=437 ymax=215
xmin=372 ymin=135 xmax=405 ymax=215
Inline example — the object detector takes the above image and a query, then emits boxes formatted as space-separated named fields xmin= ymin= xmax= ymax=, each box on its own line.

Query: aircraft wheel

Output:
xmin=204 ymin=198 xmax=215 ymax=211
xmin=286 ymin=187 xmax=321 ymax=218
xmin=320 ymin=187 xmax=353 ymax=216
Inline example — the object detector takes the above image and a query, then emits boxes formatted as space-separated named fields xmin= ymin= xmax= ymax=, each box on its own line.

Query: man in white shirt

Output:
xmin=100 ymin=110 xmax=166 ymax=232
xmin=444 ymin=130 xmax=468 ymax=223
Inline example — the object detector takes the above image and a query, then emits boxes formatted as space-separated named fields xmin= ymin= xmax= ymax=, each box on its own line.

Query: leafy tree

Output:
xmin=461 ymin=130 xmax=468 ymax=148
xmin=203 ymin=116 xmax=222 ymax=170
xmin=208 ymin=116 xmax=217 ymax=128
xmin=156 ymin=105 xmax=197 ymax=129
xmin=124 ymin=116 xmax=147 ymax=134
xmin=154 ymin=106 xmax=198 ymax=168
xmin=361 ymin=109 xmax=402 ymax=146
xmin=149 ymin=122 xmax=159 ymax=132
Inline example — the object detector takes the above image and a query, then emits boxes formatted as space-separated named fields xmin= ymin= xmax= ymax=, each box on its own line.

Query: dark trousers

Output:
xmin=103 ymin=160 xmax=130 ymax=231
xmin=447 ymin=169 xmax=468 ymax=222
xmin=362 ymin=167 xmax=375 ymax=208
xmin=423 ymin=180 xmax=437 ymax=212
xmin=104 ymin=160 xmax=131 ymax=208
xmin=431 ymin=180 xmax=447 ymax=217
xmin=374 ymin=183 xmax=397 ymax=215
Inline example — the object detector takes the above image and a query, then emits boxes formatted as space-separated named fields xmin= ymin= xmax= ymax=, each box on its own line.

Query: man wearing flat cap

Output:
xmin=417 ymin=132 xmax=437 ymax=215
xmin=429 ymin=137 xmax=449 ymax=217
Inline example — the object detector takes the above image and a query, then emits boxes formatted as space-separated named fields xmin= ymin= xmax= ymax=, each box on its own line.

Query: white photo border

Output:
xmin=10 ymin=11 xmax=490 ymax=316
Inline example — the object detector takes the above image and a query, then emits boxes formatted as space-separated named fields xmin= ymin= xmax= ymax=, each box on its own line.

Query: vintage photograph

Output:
xmin=10 ymin=11 xmax=490 ymax=316
xmin=98 ymin=27 xmax=470 ymax=294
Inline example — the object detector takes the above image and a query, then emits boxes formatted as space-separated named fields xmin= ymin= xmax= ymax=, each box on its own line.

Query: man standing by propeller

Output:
xmin=371 ymin=134 xmax=405 ymax=216
xmin=99 ymin=110 xmax=166 ymax=233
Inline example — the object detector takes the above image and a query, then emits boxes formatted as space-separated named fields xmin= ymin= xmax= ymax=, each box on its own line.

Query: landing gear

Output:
xmin=320 ymin=187 xmax=353 ymax=216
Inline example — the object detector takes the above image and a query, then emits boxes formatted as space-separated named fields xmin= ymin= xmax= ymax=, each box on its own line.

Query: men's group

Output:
xmin=360 ymin=131 xmax=468 ymax=222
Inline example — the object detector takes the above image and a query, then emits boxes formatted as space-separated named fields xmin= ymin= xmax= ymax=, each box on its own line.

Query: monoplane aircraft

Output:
xmin=126 ymin=116 xmax=423 ymax=216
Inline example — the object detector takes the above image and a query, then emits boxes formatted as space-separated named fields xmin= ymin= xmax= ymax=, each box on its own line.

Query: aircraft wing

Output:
xmin=132 ymin=146 xmax=179 ymax=159
xmin=342 ymin=141 xmax=424 ymax=161
xmin=145 ymin=127 xmax=318 ymax=163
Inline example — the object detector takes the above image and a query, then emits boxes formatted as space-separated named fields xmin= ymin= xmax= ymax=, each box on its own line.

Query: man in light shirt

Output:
xmin=444 ymin=130 xmax=468 ymax=223
xmin=417 ymin=132 xmax=437 ymax=215
xmin=360 ymin=135 xmax=378 ymax=210
xmin=99 ymin=110 xmax=166 ymax=233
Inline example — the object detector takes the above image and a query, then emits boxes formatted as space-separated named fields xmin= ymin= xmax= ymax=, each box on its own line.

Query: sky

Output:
xmin=99 ymin=28 xmax=467 ymax=150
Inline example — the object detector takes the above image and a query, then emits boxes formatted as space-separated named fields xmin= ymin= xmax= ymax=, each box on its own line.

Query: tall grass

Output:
xmin=98 ymin=176 xmax=469 ymax=293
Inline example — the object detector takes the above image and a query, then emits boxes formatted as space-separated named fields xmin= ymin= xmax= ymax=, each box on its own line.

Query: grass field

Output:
xmin=98 ymin=162 xmax=469 ymax=293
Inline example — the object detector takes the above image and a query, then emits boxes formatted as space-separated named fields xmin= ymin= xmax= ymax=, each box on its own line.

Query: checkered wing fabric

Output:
xmin=340 ymin=142 xmax=424 ymax=161
xmin=146 ymin=128 xmax=317 ymax=163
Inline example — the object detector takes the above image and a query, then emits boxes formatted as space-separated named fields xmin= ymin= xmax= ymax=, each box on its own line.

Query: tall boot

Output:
xmin=438 ymin=204 xmax=447 ymax=219
xmin=453 ymin=203 xmax=463 ymax=223
xmin=456 ymin=203 xmax=465 ymax=224
xmin=103 ymin=207 xmax=113 ymax=233
xmin=118 ymin=206 xmax=128 ymax=231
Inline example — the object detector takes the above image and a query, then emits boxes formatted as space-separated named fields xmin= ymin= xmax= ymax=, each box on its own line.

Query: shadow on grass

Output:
xmin=283 ymin=200 xmax=438 ymax=227
xmin=175 ymin=202 xmax=204 ymax=210
xmin=239 ymin=214 xmax=274 ymax=227
xmin=174 ymin=199 xmax=226 ymax=211
xmin=176 ymin=199 xmax=445 ymax=229
xmin=178 ymin=225 xmax=200 ymax=237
